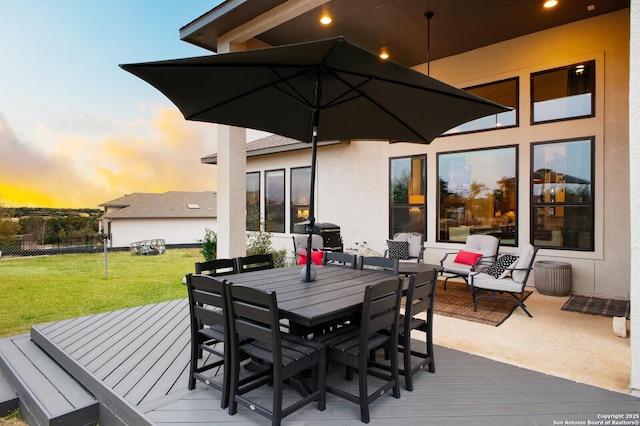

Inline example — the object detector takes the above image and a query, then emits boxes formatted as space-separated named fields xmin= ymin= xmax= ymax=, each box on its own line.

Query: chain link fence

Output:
xmin=0 ymin=235 xmax=201 ymax=257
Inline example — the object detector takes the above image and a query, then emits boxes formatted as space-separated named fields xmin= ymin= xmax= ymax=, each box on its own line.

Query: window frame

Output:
xmin=436 ymin=145 xmax=519 ymax=245
xmin=530 ymin=60 xmax=596 ymax=125
xmin=388 ymin=154 xmax=427 ymax=238
xmin=289 ymin=166 xmax=311 ymax=233
xmin=246 ymin=171 xmax=261 ymax=231
xmin=264 ymin=168 xmax=286 ymax=233
xmin=442 ymin=77 xmax=519 ymax=136
xmin=530 ymin=136 xmax=595 ymax=251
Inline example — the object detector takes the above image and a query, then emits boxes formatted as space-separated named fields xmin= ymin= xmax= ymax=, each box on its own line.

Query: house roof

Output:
xmin=180 ymin=0 xmax=629 ymax=68
xmin=201 ymin=134 xmax=347 ymax=165
xmin=100 ymin=191 xmax=217 ymax=219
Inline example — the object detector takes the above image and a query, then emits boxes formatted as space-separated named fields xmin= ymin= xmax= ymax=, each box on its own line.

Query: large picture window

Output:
xmin=290 ymin=167 xmax=311 ymax=233
xmin=531 ymin=60 xmax=595 ymax=124
xmin=438 ymin=147 xmax=517 ymax=244
xmin=246 ymin=172 xmax=260 ymax=231
xmin=444 ymin=78 xmax=518 ymax=135
xmin=389 ymin=155 xmax=426 ymax=237
xmin=265 ymin=169 xmax=285 ymax=233
xmin=531 ymin=138 xmax=594 ymax=250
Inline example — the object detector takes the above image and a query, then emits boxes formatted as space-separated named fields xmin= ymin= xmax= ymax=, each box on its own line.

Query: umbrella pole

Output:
xmin=304 ymin=124 xmax=319 ymax=282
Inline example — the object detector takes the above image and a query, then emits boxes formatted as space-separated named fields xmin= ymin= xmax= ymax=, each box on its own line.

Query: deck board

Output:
xmin=27 ymin=299 xmax=640 ymax=425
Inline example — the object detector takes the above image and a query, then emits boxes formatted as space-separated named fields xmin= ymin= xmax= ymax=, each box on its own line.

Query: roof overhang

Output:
xmin=180 ymin=0 xmax=629 ymax=68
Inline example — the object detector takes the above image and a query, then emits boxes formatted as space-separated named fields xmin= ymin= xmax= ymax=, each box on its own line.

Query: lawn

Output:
xmin=0 ymin=249 xmax=201 ymax=337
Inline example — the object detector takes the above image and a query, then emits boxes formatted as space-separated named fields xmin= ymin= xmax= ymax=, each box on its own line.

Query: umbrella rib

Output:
xmin=327 ymin=69 xmax=431 ymax=142
xmin=186 ymin=66 xmax=317 ymax=120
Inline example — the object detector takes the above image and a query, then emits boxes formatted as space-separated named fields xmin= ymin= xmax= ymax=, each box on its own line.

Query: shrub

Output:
xmin=199 ymin=228 xmax=217 ymax=261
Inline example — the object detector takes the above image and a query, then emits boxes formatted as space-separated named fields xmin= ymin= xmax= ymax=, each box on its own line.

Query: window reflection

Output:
xmin=290 ymin=167 xmax=311 ymax=233
xmin=531 ymin=138 xmax=594 ymax=250
xmin=437 ymin=147 xmax=518 ymax=245
xmin=246 ymin=172 xmax=260 ymax=231
xmin=265 ymin=169 xmax=285 ymax=233
xmin=532 ymin=61 xmax=595 ymax=123
xmin=444 ymin=78 xmax=518 ymax=135
xmin=389 ymin=155 xmax=426 ymax=236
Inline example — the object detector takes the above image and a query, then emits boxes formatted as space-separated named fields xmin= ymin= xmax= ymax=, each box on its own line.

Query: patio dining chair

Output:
xmin=313 ymin=278 xmax=403 ymax=423
xmin=439 ymin=234 xmax=500 ymax=289
xmin=226 ymin=285 xmax=326 ymax=425
xmin=185 ymin=274 xmax=268 ymax=408
xmin=323 ymin=251 xmax=357 ymax=269
xmin=236 ymin=253 xmax=274 ymax=273
xmin=194 ymin=258 xmax=238 ymax=276
xmin=359 ymin=256 xmax=399 ymax=275
xmin=370 ymin=269 xmax=437 ymax=391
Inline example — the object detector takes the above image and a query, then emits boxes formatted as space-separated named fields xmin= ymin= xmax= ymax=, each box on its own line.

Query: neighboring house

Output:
xmin=176 ymin=1 xmax=640 ymax=389
xmin=99 ymin=191 xmax=216 ymax=247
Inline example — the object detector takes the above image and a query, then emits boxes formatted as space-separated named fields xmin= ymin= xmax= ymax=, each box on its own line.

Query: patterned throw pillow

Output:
xmin=486 ymin=254 xmax=519 ymax=279
xmin=387 ymin=240 xmax=410 ymax=260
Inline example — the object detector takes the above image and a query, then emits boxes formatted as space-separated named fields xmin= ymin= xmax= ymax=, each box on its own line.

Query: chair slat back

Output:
xmin=323 ymin=251 xmax=357 ymax=269
xmin=237 ymin=254 xmax=274 ymax=273
xmin=361 ymin=278 xmax=403 ymax=336
xmin=195 ymin=258 xmax=238 ymax=276
xmin=226 ymin=285 xmax=281 ymax=351
xmin=186 ymin=274 xmax=227 ymax=329
xmin=404 ymin=270 xmax=437 ymax=332
xmin=359 ymin=256 xmax=399 ymax=275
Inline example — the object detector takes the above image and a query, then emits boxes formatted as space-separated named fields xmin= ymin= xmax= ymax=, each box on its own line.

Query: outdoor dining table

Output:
xmin=224 ymin=264 xmax=408 ymax=334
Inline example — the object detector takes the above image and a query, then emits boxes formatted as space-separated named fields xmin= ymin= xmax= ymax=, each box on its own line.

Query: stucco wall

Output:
xmin=247 ymin=10 xmax=630 ymax=298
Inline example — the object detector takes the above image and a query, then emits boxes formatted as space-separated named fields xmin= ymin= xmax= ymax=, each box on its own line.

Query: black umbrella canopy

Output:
xmin=121 ymin=36 xmax=508 ymax=144
xmin=121 ymin=37 xmax=508 ymax=281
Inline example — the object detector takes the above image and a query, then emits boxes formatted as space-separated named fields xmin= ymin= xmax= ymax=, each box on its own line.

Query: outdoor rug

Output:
xmin=433 ymin=279 xmax=532 ymax=327
xmin=561 ymin=295 xmax=630 ymax=318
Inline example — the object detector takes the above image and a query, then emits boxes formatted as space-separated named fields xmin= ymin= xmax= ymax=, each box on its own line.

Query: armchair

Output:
xmin=384 ymin=232 xmax=425 ymax=263
xmin=439 ymin=234 xmax=500 ymax=289
xmin=469 ymin=244 xmax=539 ymax=317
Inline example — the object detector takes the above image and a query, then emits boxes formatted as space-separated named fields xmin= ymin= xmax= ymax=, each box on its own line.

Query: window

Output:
xmin=290 ymin=167 xmax=311 ymax=233
xmin=389 ymin=155 xmax=426 ymax=237
xmin=444 ymin=78 xmax=518 ymax=135
xmin=246 ymin=172 xmax=260 ymax=231
xmin=531 ymin=60 xmax=595 ymax=124
xmin=265 ymin=169 xmax=285 ymax=233
xmin=437 ymin=147 xmax=518 ymax=244
xmin=531 ymin=138 xmax=594 ymax=250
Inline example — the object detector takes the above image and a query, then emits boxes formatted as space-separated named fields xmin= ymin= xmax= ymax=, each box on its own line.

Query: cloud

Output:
xmin=0 ymin=107 xmax=218 ymax=208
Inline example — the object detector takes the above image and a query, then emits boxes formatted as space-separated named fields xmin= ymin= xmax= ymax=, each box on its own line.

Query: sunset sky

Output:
xmin=0 ymin=1 xmax=229 ymax=208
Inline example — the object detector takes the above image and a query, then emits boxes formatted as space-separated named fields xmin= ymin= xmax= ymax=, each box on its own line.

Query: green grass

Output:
xmin=0 ymin=249 xmax=200 ymax=337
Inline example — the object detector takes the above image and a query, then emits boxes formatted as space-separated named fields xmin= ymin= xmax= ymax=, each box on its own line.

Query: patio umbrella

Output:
xmin=121 ymin=36 xmax=509 ymax=281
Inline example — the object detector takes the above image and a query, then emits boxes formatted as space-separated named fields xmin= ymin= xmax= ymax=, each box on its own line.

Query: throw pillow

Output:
xmin=297 ymin=250 xmax=324 ymax=265
xmin=453 ymin=250 xmax=483 ymax=265
xmin=486 ymin=254 xmax=519 ymax=279
xmin=512 ymin=244 xmax=535 ymax=283
xmin=387 ymin=239 xmax=410 ymax=260
xmin=406 ymin=233 xmax=423 ymax=258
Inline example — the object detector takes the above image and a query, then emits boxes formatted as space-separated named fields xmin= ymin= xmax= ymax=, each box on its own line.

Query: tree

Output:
xmin=0 ymin=202 xmax=20 ymax=245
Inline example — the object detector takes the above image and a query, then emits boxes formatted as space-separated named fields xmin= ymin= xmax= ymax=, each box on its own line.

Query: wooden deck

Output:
xmin=3 ymin=299 xmax=637 ymax=425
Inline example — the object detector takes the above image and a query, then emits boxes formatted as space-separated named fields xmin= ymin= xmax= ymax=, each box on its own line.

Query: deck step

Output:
xmin=0 ymin=367 xmax=19 ymax=417
xmin=0 ymin=334 xmax=99 ymax=426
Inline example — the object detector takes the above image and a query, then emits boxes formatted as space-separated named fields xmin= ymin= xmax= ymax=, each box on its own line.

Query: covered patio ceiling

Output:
xmin=180 ymin=0 xmax=629 ymax=68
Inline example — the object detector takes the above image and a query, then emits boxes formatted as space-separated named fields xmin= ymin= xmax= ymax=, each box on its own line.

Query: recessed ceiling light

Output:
xmin=544 ymin=0 xmax=558 ymax=8
xmin=320 ymin=15 xmax=332 ymax=25
xmin=379 ymin=49 xmax=389 ymax=60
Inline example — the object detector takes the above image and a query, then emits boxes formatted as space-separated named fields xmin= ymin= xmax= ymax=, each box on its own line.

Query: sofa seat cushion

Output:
xmin=441 ymin=261 xmax=473 ymax=275
xmin=471 ymin=273 xmax=523 ymax=293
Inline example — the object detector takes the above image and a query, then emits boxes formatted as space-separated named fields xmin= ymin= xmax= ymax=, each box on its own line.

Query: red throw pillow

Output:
xmin=298 ymin=250 xmax=324 ymax=265
xmin=454 ymin=250 xmax=483 ymax=265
